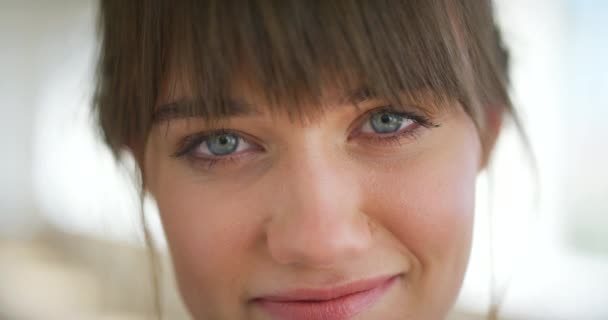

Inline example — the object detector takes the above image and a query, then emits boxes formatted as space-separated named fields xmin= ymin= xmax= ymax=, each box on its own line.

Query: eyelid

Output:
xmin=348 ymin=105 xmax=435 ymax=140
xmin=172 ymin=105 xmax=438 ymax=169
xmin=172 ymin=129 xmax=261 ymax=158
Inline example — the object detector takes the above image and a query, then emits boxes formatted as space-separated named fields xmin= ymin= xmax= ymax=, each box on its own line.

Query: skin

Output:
xmin=142 ymin=87 xmax=486 ymax=319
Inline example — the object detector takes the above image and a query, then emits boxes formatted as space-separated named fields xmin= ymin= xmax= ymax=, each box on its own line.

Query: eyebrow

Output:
xmin=152 ymin=87 xmax=377 ymax=123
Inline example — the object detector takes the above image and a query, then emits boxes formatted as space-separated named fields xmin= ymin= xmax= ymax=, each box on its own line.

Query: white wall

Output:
xmin=0 ymin=0 xmax=93 ymax=234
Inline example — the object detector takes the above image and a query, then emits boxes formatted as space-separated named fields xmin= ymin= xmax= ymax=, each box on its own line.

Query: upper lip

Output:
xmin=252 ymin=274 xmax=401 ymax=302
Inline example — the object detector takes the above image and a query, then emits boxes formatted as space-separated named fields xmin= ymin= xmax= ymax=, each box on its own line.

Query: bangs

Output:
xmin=163 ymin=0 xmax=465 ymax=124
xmin=96 ymin=0 xmax=510 ymax=153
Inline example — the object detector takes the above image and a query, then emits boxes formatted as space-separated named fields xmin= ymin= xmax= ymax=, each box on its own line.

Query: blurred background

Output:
xmin=0 ymin=0 xmax=606 ymax=319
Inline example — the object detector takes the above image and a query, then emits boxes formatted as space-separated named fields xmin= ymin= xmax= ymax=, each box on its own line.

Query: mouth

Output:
xmin=251 ymin=274 xmax=400 ymax=320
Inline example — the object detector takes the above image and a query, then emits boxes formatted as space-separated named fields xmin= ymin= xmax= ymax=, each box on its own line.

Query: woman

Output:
xmin=95 ymin=1 xmax=515 ymax=319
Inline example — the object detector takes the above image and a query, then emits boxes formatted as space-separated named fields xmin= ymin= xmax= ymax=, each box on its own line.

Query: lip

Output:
xmin=251 ymin=274 xmax=400 ymax=320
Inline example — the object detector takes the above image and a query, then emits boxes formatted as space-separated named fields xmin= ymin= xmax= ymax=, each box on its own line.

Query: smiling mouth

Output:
xmin=251 ymin=274 xmax=400 ymax=320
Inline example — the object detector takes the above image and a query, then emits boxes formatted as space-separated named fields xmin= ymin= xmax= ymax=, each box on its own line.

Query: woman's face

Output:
xmin=144 ymin=87 xmax=483 ymax=320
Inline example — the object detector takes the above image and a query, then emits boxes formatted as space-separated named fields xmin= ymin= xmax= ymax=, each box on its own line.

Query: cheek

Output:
xmin=146 ymin=159 xmax=266 ymax=314
xmin=364 ymin=120 xmax=480 ymax=272
xmin=157 ymin=187 xmax=252 ymax=264
xmin=361 ymin=118 xmax=481 ymax=315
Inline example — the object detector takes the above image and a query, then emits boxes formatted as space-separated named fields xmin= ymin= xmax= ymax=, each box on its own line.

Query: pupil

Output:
xmin=381 ymin=114 xmax=391 ymax=123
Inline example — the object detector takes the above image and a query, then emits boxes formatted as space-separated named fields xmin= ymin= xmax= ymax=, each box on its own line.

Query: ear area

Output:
xmin=479 ymin=104 xmax=504 ymax=170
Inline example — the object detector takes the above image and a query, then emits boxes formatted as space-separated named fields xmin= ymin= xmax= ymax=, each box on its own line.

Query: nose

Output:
xmin=264 ymin=140 xmax=373 ymax=268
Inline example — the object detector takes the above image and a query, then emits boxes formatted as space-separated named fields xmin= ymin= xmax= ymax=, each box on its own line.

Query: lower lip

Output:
xmin=254 ymin=276 xmax=398 ymax=320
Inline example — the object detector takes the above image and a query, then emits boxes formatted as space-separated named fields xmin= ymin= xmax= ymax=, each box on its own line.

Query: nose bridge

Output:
xmin=265 ymin=136 xmax=372 ymax=267
xmin=289 ymin=142 xmax=343 ymax=214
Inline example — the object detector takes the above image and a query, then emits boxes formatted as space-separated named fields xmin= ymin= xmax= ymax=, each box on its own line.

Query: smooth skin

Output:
xmin=143 ymin=87 xmax=484 ymax=319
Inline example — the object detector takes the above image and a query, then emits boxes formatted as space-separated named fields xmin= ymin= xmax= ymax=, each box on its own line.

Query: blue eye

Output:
xmin=369 ymin=111 xmax=406 ymax=133
xmin=173 ymin=107 xmax=438 ymax=171
xmin=174 ymin=130 xmax=256 ymax=160
xmin=206 ymin=133 xmax=239 ymax=155
xmin=360 ymin=110 xmax=415 ymax=135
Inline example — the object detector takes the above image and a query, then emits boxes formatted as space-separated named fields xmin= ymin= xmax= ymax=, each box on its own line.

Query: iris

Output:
xmin=370 ymin=112 xmax=404 ymax=134
xmin=206 ymin=133 xmax=239 ymax=155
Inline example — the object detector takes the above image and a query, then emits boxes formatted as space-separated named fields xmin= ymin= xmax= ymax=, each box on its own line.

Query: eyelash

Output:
xmin=173 ymin=106 xmax=439 ymax=170
xmin=350 ymin=107 xmax=436 ymax=144
xmin=173 ymin=128 xmax=259 ymax=170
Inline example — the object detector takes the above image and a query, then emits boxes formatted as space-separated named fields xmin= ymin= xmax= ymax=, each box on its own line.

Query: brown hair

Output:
xmin=94 ymin=1 xmax=517 ymax=319
xmin=95 ymin=0 xmax=513 ymax=158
